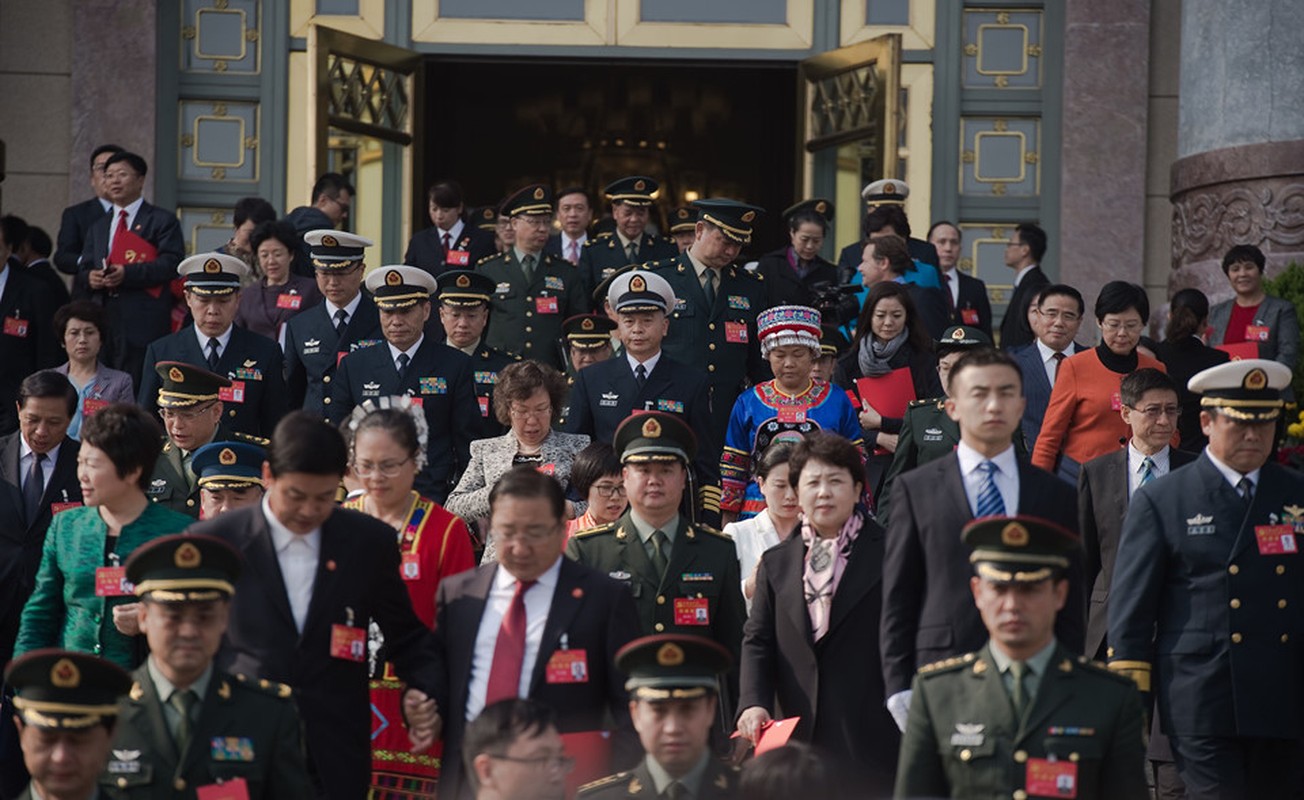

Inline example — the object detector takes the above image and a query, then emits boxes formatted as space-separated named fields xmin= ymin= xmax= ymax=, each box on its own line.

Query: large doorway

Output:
xmin=420 ymin=57 xmax=799 ymax=257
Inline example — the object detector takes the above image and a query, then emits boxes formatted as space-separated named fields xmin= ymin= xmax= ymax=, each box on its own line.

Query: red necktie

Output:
xmin=441 ymin=232 xmax=452 ymax=254
xmin=114 ymin=209 xmax=128 ymax=246
xmin=943 ymin=272 xmax=956 ymax=313
xmin=484 ymin=579 xmax=537 ymax=704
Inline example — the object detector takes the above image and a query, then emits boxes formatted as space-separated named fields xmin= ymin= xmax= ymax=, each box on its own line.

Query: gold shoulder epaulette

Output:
xmin=907 ymin=398 xmax=931 ymax=408
xmin=233 ymin=673 xmax=294 ymax=698
xmin=695 ymin=523 xmax=732 ymax=540
xmin=572 ymin=521 xmax=617 ymax=539
xmin=917 ymin=652 xmax=977 ymax=675
xmin=232 ymin=432 xmax=270 ymax=447
xmin=475 ymin=253 xmax=498 ymax=266
xmin=576 ymin=771 xmax=629 ymax=795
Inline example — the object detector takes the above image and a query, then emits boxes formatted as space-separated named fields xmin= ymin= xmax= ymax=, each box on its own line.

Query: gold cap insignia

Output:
xmin=677 ymin=208 xmax=689 ymax=219
xmin=952 ymin=328 xmax=966 ymax=340
xmin=642 ymin=417 xmax=662 ymax=438
xmin=657 ymin=643 xmax=684 ymax=666
xmin=533 ymin=187 xmax=545 ymax=200
xmin=1001 ymin=522 xmax=1029 ymax=547
xmin=741 ymin=211 xmax=756 ymax=223
xmin=1244 ymin=368 xmax=1268 ymax=390
xmin=385 ymin=270 xmax=403 ymax=286
xmin=169 ymin=367 xmax=185 ymax=383
xmin=51 ymin=658 xmax=80 ymax=689
xmin=321 ymin=235 xmax=338 ymax=247
xmin=884 ymin=182 xmax=897 ymax=194
xmin=456 ymin=274 xmax=470 ymax=288
xmin=203 ymin=258 xmax=222 ymax=274
xmin=634 ymin=179 xmax=646 ymax=191
xmin=581 ymin=318 xmax=595 ymax=331
xmin=218 ymin=447 xmax=237 ymax=466
xmin=174 ymin=542 xmax=202 ymax=569
xmin=482 ymin=208 xmax=494 ymax=220
xmin=815 ymin=201 xmax=827 ymax=214
xmin=630 ymin=275 xmax=647 ymax=292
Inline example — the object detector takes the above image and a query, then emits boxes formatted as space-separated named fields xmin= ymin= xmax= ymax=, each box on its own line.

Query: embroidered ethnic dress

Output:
xmin=344 ymin=492 xmax=476 ymax=799
xmin=719 ymin=379 xmax=864 ymax=519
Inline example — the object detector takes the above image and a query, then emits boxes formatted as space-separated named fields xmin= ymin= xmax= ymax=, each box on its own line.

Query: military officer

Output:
xmin=578 ymin=177 xmax=677 ymax=302
xmin=566 ymin=412 xmax=745 ymax=717
xmin=1108 ymin=359 xmax=1304 ymax=797
xmin=283 ymin=230 xmax=383 ymax=415
xmin=578 ymin=635 xmax=739 ymax=800
xmin=146 ymin=362 xmax=235 ymax=517
xmin=896 ymin=515 xmax=1147 ymax=800
xmin=138 ymin=253 xmax=287 ymax=438
xmin=328 ymin=265 xmax=478 ymax=502
xmin=191 ymin=440 xmax=265 ymax=520
xmin=667 ymin=206 xmax=696 ymax=254
xmin=648 ymin=199 xmax=770 ymax=435
xmin=435 ymin=269 xmax=520 ymax=438
xmin=835 ymin=179 xmax=941 ymax=284
xmin=6 ymin=648 xmax=132 ymax=800
xmin=812 ymin=325 xmax=848 ymax=383
xmin=475 ymin=184 xmax=586 ymax=369
xmin=562 ymin=313 xmax=617 ymax=379
xmin=564 ymin=270 xmax=720 ymax=519
xmin=105 ymin=533 xmax=311 ymax=799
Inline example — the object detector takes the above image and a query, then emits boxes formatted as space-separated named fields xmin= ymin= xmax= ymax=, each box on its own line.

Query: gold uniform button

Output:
xmin=1277 ymin=565 xmax=1286 ymax=575
xmin=1280 ymin=599 xmax=1289 ymax=609
xmin=228 ymin=409 xmax=236 ymax=417
xmin=525 ymin=326 xmax=533 ymax=333
xmin=1013 ymin=750 xmax=1028 ymax=763
xmin=323 ymin=375 xmax=331 ymax=383
xmin=1230 ymin=598 xmax=1241 ymax=609
xmin=1069 ymin=752 xmax=1081 ymax=763
xmin=526 ymin=311 xmax=533 ymax=317
xmin=323 ymin=397 xmax=332 ymax=404
xmin=117 ymin=778 xmax=128 ymax=788
xmin=1228 ymin=565 xmax=1240 ymax=575
xmin=708 ymin=343 xmax=716 ymax=350
xmin=1283 ymin=634 xmax=1290 ymax=643
xmin=525 ymin=343 xmax=532 ymax=348
xmin=708 ymin=365 xmax=716 ymax=372
xmin=1013 ymin=792 xmax=1028 ymax=800
xmin=174 ymin=778 xmax=187 ymax=791
xmin=708 ymin=323 xmax=716 ymax=331
xmin=654 ymin=622 xmax=665 ymax=632
xmin=1232 ymin=632 xmax=1243 ymax=643
xmin=186 ymin=499 xmax=195 ymax=507
xmin=959 ymin=749 xmax=972 ymax=762
xmin=657 ymin=595 xmax=666 ymax=605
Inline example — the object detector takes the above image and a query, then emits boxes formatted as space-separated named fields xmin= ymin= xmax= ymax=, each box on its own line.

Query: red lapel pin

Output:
xmin=572 ymin=587 xmax=583 ymax=599
xmin=326 ymin=559 xmax=337 ymax=572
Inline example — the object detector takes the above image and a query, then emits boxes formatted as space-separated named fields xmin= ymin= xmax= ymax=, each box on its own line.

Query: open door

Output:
xmin=797 ymin=35 xmax=902 ymax=250
xmin=307 ymin=25 xmax=425 ymax=264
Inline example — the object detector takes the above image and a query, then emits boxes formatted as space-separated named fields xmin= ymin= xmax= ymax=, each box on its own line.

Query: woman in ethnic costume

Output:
xmin=344 ymin=397 xmax=476 ymax=799
xmin=719 ymin=305 xmax=864 ymax=525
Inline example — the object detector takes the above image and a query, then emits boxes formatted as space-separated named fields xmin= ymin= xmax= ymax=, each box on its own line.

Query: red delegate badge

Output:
xmin=545 ymin=649 xmax=589 ymax=684
xmin=196 ymin=778 xmax=250 ymax=800
xmin=51 ymin=501 xmax=82 ymax=515
xmin=674 ymin=597 xmax=710 ymax=626
xmin=3 ymin=317 xmax=29 ymax=338
xmin=94 ymin=566 xmax=134 ymax=597
xmin=478 ymin=396 xmax=490 ymax=417
xmin=401 ymin=552 xmax=421 ymax=581
xmin=535 ymin=296 xmax=560 ymax=314
xmin=724 ymin=321 xmax=748 ymax=343
xmin=219 ymin=381 xmax=246 ymax=403
xmin=776 ymin=407 xmax=807 ymax=424
xmin=276 ymin=293 xmax=303 ymax=310
xmin=329 ymin=624 xmax=367 ymax=661
xmin=1025 ymin=758 xmax=1078 ymax=798
xmin=447 ymin=250 xmax=470 ymax=267
xmin=1255 ymin=524 xmax=1299 ymax=555
xmin=961 ymin=308 xmax=980 ymax=325
xmin=82 ymin=397 xmax=109 ymax=417
xmin=1246 ymin=325 xmax=1270 ymax=342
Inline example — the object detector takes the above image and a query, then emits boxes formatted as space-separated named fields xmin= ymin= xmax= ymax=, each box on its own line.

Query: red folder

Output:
xmin=561 ymin=730 xmax=612 ymax=798
xmin=109 ymin=229 xmax=165 ymax=298
xmin=755 ymin=716 xmax=800 ymax=755
xmin=854 ymin=369 xmax=916 ymax=456
xmin=1216 ymin=342 xmax=1259 ymax=361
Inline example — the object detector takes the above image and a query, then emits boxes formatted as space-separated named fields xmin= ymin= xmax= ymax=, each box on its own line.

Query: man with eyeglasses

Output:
xmin=477 ymin=184 xmax=587 ymax=370
xmin=464 ymin=699 xmax=572 ymax=800
xmin=284 ymin=230 xmax=383 ymax=415
xmin=283 ymin=172 xmax=354 ymax=277
xmin=578 ymin=177 xmax=676 ymax=302
xmin=328 ymin=265 xmax=477 ymax=503
xmin=54 ymin=143 xmax=123 ymax=274
xmin=428 ymin=466 xmax=641 ymax=800
xmin=997 ymin=222 xmax=1049 ymax=351
xmin=1009 ymin=284 xmax=1086 ymax=448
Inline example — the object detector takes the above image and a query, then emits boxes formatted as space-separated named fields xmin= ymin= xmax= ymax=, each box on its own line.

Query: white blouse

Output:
xmin=724 ymin=511 xmax=790 ymax=612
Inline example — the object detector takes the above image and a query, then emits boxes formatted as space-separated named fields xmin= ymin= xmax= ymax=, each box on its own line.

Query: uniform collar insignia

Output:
xmin=1059 ymin=658 xmax=1073 ymax=672
xmin=218 ymin=681 xmax=231 ymax=700
xmin=628 ymin=777 xmax=642 ymax=794
xmin=129 ymin=682 xmax=144 ymax=701
xmin=1286 ymin=504 xmax=1304 ymax=517
xmin=714 ymin=773 xmax=729 ymax=789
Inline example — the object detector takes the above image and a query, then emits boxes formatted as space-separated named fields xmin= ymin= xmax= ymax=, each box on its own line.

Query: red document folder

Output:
xmin=561 ymin=730 xmax=612 ymax=798
xmin=108 ymin=229 xmax=164 ymax=298
xmin=854 ymin=369 xmax=916 ymax=454
xmin=1216 ymin=342 xmax=1259 ymax=361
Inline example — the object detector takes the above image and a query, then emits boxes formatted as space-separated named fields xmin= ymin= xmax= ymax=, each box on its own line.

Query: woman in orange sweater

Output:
xmin=1032 ymin=281 xmax=1167 ymax=482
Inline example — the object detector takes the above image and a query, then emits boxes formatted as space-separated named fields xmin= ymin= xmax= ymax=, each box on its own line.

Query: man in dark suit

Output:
xmin=187 ymin=412 xmax=441 ymax=800
xmin=928 ymin=221 xmax=993 ymax=337
xmin=9 ymin=224 xmax=71 ymax=309
xmin=53 ymin=143 xmax=121 ymax=275
xmin=0 ymin=238 xmax=62 ymax=436
xmin=435 ymin=270 xmax=520 ymax=439
xmin=882 ymin=347 xmax=1084 ymax=733
xmin=578 ymin=178 xmax=676 ymax=302
xmin=835 ymin=180 xmax=940 ymax=285
xmin=430 ymin=466 xmax=641 ymax=800
xmin=72 ymin=151 xmax=185 ymax=382
xmin=138 ymin=253 xmax=287 ymax=439
xmin=0 ymin=371 xmax=82 ymax=614
xmin=405 ymin=180 xmax=497 ymax=278
xmin=283 ymin=172 xmax=353 ymax=278
xmin=327 ymin=266 xmax=478 ymax=502
xmin=1009 ymin=283 xmax=1086 ymax=448
xmin=565 ymin=270 xmax=718 ymax=517
xmin=545 ymin=187 xmax=594 ymax=265
xmin=0 ymin=480 xmax=34 ymax=799
xmin=283 ymin=230 xmax=383 ymax=415
xmin=997 ymin=222 xmax=1049 ymax=350
xmin=1109 ymin=359 xmax=1304 ymax=797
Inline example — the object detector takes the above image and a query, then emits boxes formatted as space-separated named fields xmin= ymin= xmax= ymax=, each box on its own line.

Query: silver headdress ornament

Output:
xmin=347 ymin=395 xmax=429 ymax=471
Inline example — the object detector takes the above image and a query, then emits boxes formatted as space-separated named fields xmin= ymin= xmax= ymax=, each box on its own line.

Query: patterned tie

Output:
xmin=975 ymin=460 xmax=1006 ymax=517
xmin=635 ymin=363 xmax=647 ymax=388
xmin=484 ymin=580 xmax=537 ymax=705
xmin=1238 ymin=476 xmax=1254 ymax=504
xmin=626 ymin=241 xmax=638 ymax=262
xmin=23 ymin=452 xmax=45 ymax=526
xmin=702 ymin=269 xmax=716 ymax=307
xmin=650 ymin=530 xmax=669 ymax=579
xmin=567 ymin=240 xmax=580 ymax=265
xmin=206 ymin=337 xmax=221 ymax=371
xmin=1139 ymin=456 xmax=1156 ymax=487
xmin=1052 ymin=352 xmax=1066 ymax=384
xmin=333 ymin=308 xmax=349 ymax=339
xmin=521 ymin=254 xmax=535 ymax=283
xmin=396 ymin=352 xmax=411 ymax=381
xmin=1009 ymin=661 xmax=1028 ymax=716
xmin=169 ymin=689 xmax=198 ymax=752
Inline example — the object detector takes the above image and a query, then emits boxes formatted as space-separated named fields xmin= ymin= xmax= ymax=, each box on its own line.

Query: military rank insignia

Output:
xmin=657 ymin=399 xmax=684 ymax=413
xmin=210 ymin=736 xmax=255 ymax=761
xmin=474 ymin=371 xmax=498 ymax=385
xmin=545 ymin=275 xmax=565 ymax=291
xmin=419 ymin=377 xmax=448 ymax=395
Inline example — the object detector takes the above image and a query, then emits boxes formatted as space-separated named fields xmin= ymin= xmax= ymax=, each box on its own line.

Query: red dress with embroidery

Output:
xmin=345 ymin=492 xmax=476 ymax=799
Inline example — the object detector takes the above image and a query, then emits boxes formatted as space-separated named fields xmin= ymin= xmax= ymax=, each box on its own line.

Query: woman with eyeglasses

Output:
xmin=445 ymin=361 xmax=590 ymax=563
xmin=342 ymin=399 xmax=475 ymax=798
xmin=565 ymin=442 xmax=627 ymax=540
xmin=1032 ymin=281 xmax=1169 ymax=483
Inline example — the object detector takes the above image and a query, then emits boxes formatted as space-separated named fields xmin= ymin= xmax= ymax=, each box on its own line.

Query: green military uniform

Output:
xmin=476 ymin=184 xmax=587 ymax=369
xmin=578 ymin=176 xmax=677 ymax=304
xmin=579 ymin=634 xmax=740 ymax=800
xmin=895 ymin=517 xmax=1147 ymax=800
xmin=102 ymin=534 xmax=311 ymax=799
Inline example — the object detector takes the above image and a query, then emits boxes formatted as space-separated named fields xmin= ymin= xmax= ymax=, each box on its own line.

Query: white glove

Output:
xmin=887 ymin=689 xmax=912 ymax=733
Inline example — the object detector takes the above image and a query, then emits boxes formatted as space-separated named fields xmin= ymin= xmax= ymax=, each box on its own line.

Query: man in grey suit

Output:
xmin=1207 ymin=244 xmax=1300 ymax=399
xmin=881 ymin=347 xmax=1083 ymax=733
xmin=1009 ymin=284 xmax=1085 ymax=448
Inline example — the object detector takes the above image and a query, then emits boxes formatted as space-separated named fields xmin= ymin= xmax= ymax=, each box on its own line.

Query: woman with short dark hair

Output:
xmin=1207 ymin=243 xmax=1300 ymax=381
xmin=565 ymin=442 xmax=626 ymax=539
xmin=52 ymin=301 xmax=136 ymax=438
xmin=235 ymin=219 xmax=323 ymax=341
xmin=14 ymin=404 xmax=192 ymax=669
xmin=1032 ymin=281 xmax=1169 ymax=482
xmin=737 ymin=431 xmax=898 ymax=793
xmin=1154 ymin=288 xmax=1230 ymax=450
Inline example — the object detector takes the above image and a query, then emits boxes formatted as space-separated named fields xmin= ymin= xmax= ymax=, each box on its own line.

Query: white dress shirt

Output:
xmin=0 ymin=264 xmax=9 ymax=306
xmin=465 ymin=556 xmax=562 ymax=720
xmin=956 ymin=441 xmax=1020 ymax=516
xmin=107 ymin=196 xmax=145 ymax=255
xmin=325 ymin=291 xmax=364 ymax=329
xmin=561 ymin=232 xmax=588 ymax=262
xmin=943 ymin=267 xmax=961 ymax=308
xmin=263 ymin=495 xmax=321 ymax=633
xmin=193 ymin=324 xmax=234 ymax=363
xmin=438 ymin=219 xmax=466 ymax=247
xmin=626 ymin=350 xmax=662 ymax=377
xmin=1204 ymin=447 xmax=1261 ymax=495
xmin=1127 ymin=443 xmax=1171 ymax=497
xmin=19 ymin=438 xmax=60 ymax=497
xmin=387 ymin=334 xmax=424 ymax=372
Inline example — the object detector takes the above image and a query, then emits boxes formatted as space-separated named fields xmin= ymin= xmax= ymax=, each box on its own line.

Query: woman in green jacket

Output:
xmin=15 ymin=404 xmax=192 ymax=669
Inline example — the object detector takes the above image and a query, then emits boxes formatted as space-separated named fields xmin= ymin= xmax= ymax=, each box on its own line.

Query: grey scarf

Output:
xmin=857 ymin=332 xmax=907 ymax=377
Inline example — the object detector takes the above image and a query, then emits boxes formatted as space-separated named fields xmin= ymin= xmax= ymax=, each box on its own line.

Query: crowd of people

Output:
xmin=0 ymin=146 xmax=1301 ymax=800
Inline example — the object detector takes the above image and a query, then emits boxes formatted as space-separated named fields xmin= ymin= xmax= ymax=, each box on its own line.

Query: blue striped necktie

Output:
xmin=1140 ymin=456 xmax=1156 ymax=486
xmin=975 ymin=460 xmax=1005 ymax=517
